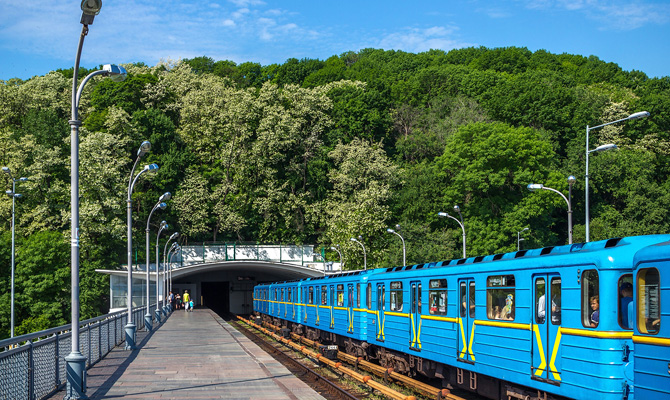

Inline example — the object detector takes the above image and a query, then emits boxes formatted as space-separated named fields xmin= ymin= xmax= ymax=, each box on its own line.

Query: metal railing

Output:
xmin=0 ymin=303 xmax=159 ymax=400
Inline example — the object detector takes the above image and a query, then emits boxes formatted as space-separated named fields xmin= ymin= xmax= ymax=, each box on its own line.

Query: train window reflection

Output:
xmin=390 ymin=281 xmax=403 ymax=311
xmin=429 ymin=279 xmax=447 ymax=315
xmin=638 ymin=268 xmax=660 ymax=334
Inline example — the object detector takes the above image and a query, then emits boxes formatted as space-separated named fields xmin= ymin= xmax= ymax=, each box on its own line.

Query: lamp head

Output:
xmin=627 ymin=111 xmax=650 ymax=120
xmin=437 ymin=212 xmax=448 ymax=217
xmin=358 ymin=235 xmax=362 ymax=241
xmin=527 ymin=183 xmax=543 ymax=191
xmin=522 ymin=227 xmax=529 ymax=232
xmin=454 ymin=205 xmax=461 ymax=213
xmin=102 ymin=64 xmax=127 ymax=83
xmin=159 ymin=192 xmax=171 ymax=202
xmin=14 ymin=193 xmax=22 ymax=199
xmin=158 ymin=202 xmax=167 ymax=210
xmin=170 ymin=232 xmax=179 ymax=241
xmin=567 ymin=175 xmax=576 ymax=186
xmin=138 ymin=141 xmax=151 ymax=157
xmin=387 ymin=228 xmax=395 ymax=233
xmin=159 ymin=220 xmax=168 ymax=230
xmin=2 ymin=167 xmax=9 ymax=174
xmin=350 ymin=238 xmax=357 ymax=242
xmin=144 ymin=163 xmax=159 ymax=172
xmin=19 ymin=177 xmax=28 ymax=182
xmin=330 ymin=246 xmax=337 ymax=251
xmin=5 ymin=190 xmax=13 ymax=197
xmin=80 ymin=0 xmax=102 ymax=25
xmin=593 ymin=143 xmax=617 ymax=153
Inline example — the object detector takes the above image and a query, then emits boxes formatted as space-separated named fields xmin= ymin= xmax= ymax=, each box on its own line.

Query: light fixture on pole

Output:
xmin=67 ymin=1 xmax=121 ymax=398
xmin=125 ymin=142 xmax=156 ymax=351
xmin=527 ymin=180 xmax=574 ymax=244
xmin=350 ymin=236 xmax=367 ymax=270
xmin=386 ymin=224 xmax=406 ymax=266
xmin=2 ymin=167 xmax=28 ymax=339
xmin=438 ymin=206 xmax=466 ymax=258
xmin=155 ymin=220 xmax=168 ymax=322
xmin=330 ymin=245 xmax=343 ymax=269
xmin=517 ymin=227 xmax=529 ymax=251
xmin=145 ymin=194 xmax=169 ymax=331
xmin=163 ymin=232 xmax=179 ymax=312
xmin=585 ymin=111 xmax=649 ymax=242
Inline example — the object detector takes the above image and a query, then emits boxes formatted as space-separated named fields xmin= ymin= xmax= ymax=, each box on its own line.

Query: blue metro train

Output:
xmin=253 ymin=235 xmax=670 ymax=400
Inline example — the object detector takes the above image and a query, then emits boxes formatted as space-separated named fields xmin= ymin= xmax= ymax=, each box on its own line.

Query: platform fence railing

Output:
xmin=0 ymin=302 xmax=159 ymax=400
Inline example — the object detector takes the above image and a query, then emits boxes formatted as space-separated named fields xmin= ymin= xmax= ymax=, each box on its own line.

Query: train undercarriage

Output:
xmin=260 ymin=314 xmax=567 ymax=400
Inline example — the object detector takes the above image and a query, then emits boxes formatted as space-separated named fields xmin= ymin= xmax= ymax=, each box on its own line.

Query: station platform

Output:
xmin=48 ymin=309 xmax=326 ymax=400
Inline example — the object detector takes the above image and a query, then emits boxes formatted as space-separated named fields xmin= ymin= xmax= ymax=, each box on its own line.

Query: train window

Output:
xmin=582 ymin=270 xmax=599 ymax=328
xmin=281 ymin=288 xmax=284 ymax=302
xmin=367 ymin=283 xmax=372 ymax=309
xmin=429 ymin=279 xmax=447 ymax=315
xmin=337 ymin=284 xmax=344 ymax=307
xmin=321 ymin=285 xmax=328 ymax=305
xmin=378 ymin=285 xmax=386 ymax=311
xmin=390 ymin=282 xmax=403 ymax=311
xmin=288 ymin=288 xmax=292 ymax=303
xmin=357 ymin=283 xmax=361 ymax=308
xmin=535 ymin=278 xmax=546 ymax=323
xmin=460 ymin=282 xmax=467 ymax=318
xmin=637 ymin=268 xmax=660 ymax=334
xmin=487 ymin=275 xmax=515 ymax=320
xmin=550 ymin=278 xmax=561 ymax=325
xmin=618 ymin=275 xmax=633 ymax=329
xmin=308 ymin=286 xmax=314 ymax=304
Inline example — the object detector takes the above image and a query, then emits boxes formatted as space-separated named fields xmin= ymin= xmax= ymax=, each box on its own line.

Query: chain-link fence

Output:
xmin=0 ymin=303 xmax=157 ymax=400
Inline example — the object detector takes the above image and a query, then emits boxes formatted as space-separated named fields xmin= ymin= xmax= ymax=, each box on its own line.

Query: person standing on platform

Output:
xmin=183 ymin=290 xmax=191 ymax=312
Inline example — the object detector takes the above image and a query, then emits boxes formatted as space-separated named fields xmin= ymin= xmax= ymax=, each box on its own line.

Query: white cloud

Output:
xmin=378 ymin=26 xmax=473 ymax=53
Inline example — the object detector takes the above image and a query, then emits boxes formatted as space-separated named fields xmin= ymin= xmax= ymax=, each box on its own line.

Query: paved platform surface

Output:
xmin=48 ymin=309 xmax=326 ymax=399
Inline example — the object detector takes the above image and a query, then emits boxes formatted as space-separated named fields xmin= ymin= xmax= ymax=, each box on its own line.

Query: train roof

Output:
xmin=254 ymin=235 xmax=670 ymax=287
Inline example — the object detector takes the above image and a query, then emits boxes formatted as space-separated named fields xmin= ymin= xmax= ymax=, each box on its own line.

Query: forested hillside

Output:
xmin=1 ymin=46 xmax=669 ymax=338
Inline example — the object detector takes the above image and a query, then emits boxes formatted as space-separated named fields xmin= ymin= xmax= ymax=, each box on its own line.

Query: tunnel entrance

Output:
xmin=201 ymin=281 xmax=230 ymax=315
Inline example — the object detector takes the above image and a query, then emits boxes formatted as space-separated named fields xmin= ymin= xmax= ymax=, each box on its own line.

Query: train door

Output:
xmin=410 ymin=281 xmax=422 ymax=350
xmin=532 ymin=274 xmax=562 ymax=382
xmin=347 ymin=284 xmax=354 ymax=333
xmin=330 ymin=285 xmax=335 ymax=329
xmin=376 ymin=283 xmax=386 ymax=341
xmin=458 ymin=279 xmax=476 ymax=362
xmin=315 ymin=286 xmax=321 ymax=326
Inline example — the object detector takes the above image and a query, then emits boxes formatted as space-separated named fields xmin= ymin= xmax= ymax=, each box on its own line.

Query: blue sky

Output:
xmin=1 ymin=0 xmax=668 ymax=81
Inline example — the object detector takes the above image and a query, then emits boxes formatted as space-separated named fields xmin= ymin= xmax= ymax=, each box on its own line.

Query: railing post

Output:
xmin=28 ymin=340 xmax=34 ymax=400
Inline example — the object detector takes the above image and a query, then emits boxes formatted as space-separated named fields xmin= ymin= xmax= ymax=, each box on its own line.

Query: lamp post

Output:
xmin=68 ymin=2 xmax=128 ymax=397
xmin=350 ymin=236 xmax=367 ymax=270
xmin=2 ymin=167 xmax=27 ymax=339
xmin=145 ymin=194 xmax=169 ymax=331
xmin=168 ymin=244 xmax=181 ymax=298
xmin=125 ymin=143 xmax=156 ymax=351
xmin=438 ymin=205 xmax=466 ymax=258
xmin=155 ymin=220 xmax=168 ymax=322
xmin=163 ymin=232 xmax=179 ymax=312
xmin=585 ymin=111 xmax=649 ymax=242
xmin=386 ymin=224 xmax=406 ymax=266
xmin=517 ymin=227 xmax=529 ymax=251
xmin=527 ymin=179 xmax=574 ymax=244
xmin=330 ymin=245 xmax=343 ymax=270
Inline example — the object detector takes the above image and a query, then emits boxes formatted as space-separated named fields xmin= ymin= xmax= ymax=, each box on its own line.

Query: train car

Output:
xmin=632 ymin=239 xmax=670 ymax=399
xmin=254 ymin=234 xmax=670 ymax=400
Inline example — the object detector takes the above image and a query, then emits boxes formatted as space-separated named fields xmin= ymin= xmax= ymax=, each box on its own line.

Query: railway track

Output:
xmin=234 ymin=315 xmax=472 ymax=400
xmin=229 ymin=315 xmax=365 ymax=400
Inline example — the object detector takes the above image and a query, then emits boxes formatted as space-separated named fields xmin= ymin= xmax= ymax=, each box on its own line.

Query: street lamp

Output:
xmin=330 ymin=245 xmax=343 ymax=269
xmin=2 ymin=167 xmax=28 ymax=339
xmin=67 ymin=1 xmax=122 ymax=398
xmin=585 ymin=111 xmax=649 ymax=242
xmin=386 ymin=225 xmax=406 ymax=266
xmin=163 ymin=232 xmax=179 ymax=312
xmin=350 ymin=236 xmax=367 ymax=270
xmin=438 ymin=206 xmax=466 ymax=258
xmin=517 ymin=227 xmax=529 ymax=251
xmin=125 ymin=142 xmax=157 ymax=351
xmin=155 ymin=220 xmax=168 ymax=322
xmin=145 ymin=194 xmax=169 ymax=331
xmin=527 ymin=179 xmax=574 ymax=244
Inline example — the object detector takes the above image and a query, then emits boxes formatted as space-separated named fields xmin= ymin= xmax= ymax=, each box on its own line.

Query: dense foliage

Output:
xmin=1 ymin=47 xmax=669 ymax=338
